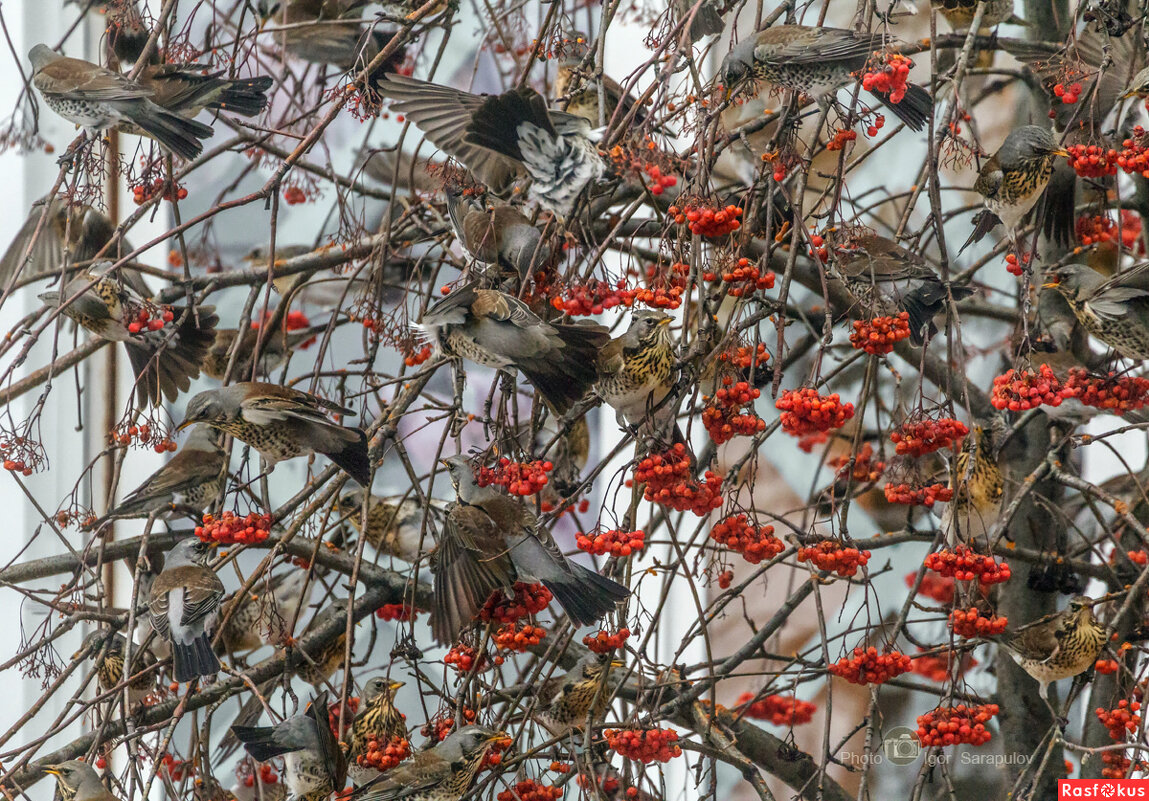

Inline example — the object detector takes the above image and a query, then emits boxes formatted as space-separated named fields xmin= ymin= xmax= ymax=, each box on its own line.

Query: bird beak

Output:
xmin=1122 ymin=89 xmax=1138 ymax=100
xmin=42 ymin=766 xmax=61 ymax=776
xmin=1042 ymin=277 xmax=1061 ymax=289
xmin=609 ymin=659 xmax=626 ymax=668
xmin=389 ymin=679 xmax=405 ymax=690
xmin=657 ymin=317 xmax=672 ymax=327
xmin=1052 ymin=148 xmax=1071 ymax=158
xmin=723 ymin=86 xmax=733 ymax=103
xmin=175 ymin=419 xmax=195 ymax=432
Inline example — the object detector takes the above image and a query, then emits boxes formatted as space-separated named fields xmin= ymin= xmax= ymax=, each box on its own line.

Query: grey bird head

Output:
xmin=997 ymin=125 xmax=1066 ymax=166
xmin=440 ymin=455 xmax=480 ymax=500
xmin=719 ymin=40 xmax=755 ymax=95
xmin=1045 ymin=264 xmax=1104 ymax=302
xmin=42 ymin=760 xmax=102 ymax=795
xmin=436 ymin=725 xmax=506 ymax=761
xmin=28 ymin=44 xmax=62 ymax=73
xmin=573 ymin=652 xmax=626 ymax=680
xmin=337 ymin=489 xmax=365 ymax=517
xmin=622 ymin=310 xmax=673 ymax=348
xmin=182 ymin=424 xmax=224 ymax=452
xmin=167 ymin=537 xmax=215 ymax=568
xmin=73 ymin=629 xmax=124 ymax=659
xmin=179 ymin=388 xmax=239 ymax=429
xmin=363 ymin=676 xmax=404 ymax=702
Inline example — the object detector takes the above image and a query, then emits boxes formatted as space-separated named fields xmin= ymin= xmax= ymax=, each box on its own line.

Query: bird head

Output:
xmin=625 ymin=310 xmax=673 ymax=347
xmin=449 ymin=725 xmax=509 ymax=758
xmin=363 ymin=676 xmax=404 ymax=701
xmin=1042 ymin=264 xmax=1101 ymax=301
xmin=42 ymin=760 xmax=96 ymax=791
xmin=337 ymin=490 xmax=364 ymax=518
xmin=168 ymin=537 xmax=217 ymax=567
xmin=178 ymin=389 xmax=232 ymax=431
xmin=1067 ymin=595 xmax=1094 ymax=617
xmin=439 ymin=455 xmax=476 ymax=494
xmin=718 ymin=43 xmax=754 ymax=100
xmin=28 ymin=44 xmax=61 ymax=74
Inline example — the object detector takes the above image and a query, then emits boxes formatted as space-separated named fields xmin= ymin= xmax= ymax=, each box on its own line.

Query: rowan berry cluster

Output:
xmin=642 ymin=163 xmax=678 ymax=196
xmin=808 ymin=232 xmax=828 ymax=262
xmin=493 ymin=622 xmax=546 ymax=652
xmin=110 ymin=422 xmax=177 ymax=452
xmin=195 ymin=512 xmax=272 ymax=545
xmin=550 ymin=278 xmax=635 ymax=316
xmin=478 ymin=583 xmax=553 ymax=624
xmin=327 ymin=696 xmax=359 ymax=738
xmin=849 ymin=313 xmax=911 ymax=355
xmin=910 ymin=650 xmax=977 ymax=682
xmin=577 ymin=772 xmax=620 ymax=795
xmin=159 ymin=753 xmax=193 ymax=781
xmin=717 ymin=342 xmax=770 ymax=370
xmin=237 ymin=763 xmax=278 ymax=788
xmin=1053 ymin=81 xmax=1082 ymax=104
xmin=667 ymin=203 xmax=743 ymax=237
xmin=702 ymin=379 xmax=765 ymax=444
xmin=828 ymin=443 xmax=885 ymax=483
xmin=283 ymin=185 xmax=309 ymax=205
xmin=132 ymin=177 xmax=187 ymax=205
xmin=1128 ymin=550 xmax=1149 ymax=566
xmin=1003 ymin=251 xmax=1031 ymax=276
xmin=1063 ymin=129 xmax=1149 ymax=179
xmin=576 ymin=528 xmax=645 ymax=557
xmin=1096 ymin=700 xmax=1144 ymax=777
xmin=890 ymin=417 xmax=968 ymax=457
xmin=716 ymin=569 xmax=734 ymax=589
xmin=703 ymin=257 xmax=776 ymax=297
xmin=375 ymin=603 xmax=416 ymax=622
xmin=443 ymin=644 xmax=486 ymax=673
xmin=358 ymin=736 xmax=411 ymax=771
xmin=1076 ymin=210 xmax=1145 ymax=252
xmin=479 ymin=736 xmax=512 ymax=770
xmin=631 ymin=261 xmax=688 ymax=310
xmin=1061 ymin=369 xmax=1149 ymax=412
xmin=776 ymin=388 xmax=855 ymax=436
xmin=861 ymin=53 xmax=913 ymax=104
xmin=604 ymin=728 xmax=682 ymax=763
xmin=796 ymin=540 xmax=871 ymax=576
xmin=1095 ymin=659 xmax=1120 ymax=674
xmin=0 ymin=435 xmax=43 ymax=475
xmin=827 ymin=128 xmax=857 ymax=151
xmin=906 ymin=571 xmax=955 ymax=603
xmin=710 ymin=514 xmax=784 ymax=564
xmin=403 ymin=345 xmax=433 ymax=367
xmin=420 ymin=706 xmax=477 ymax=741
xmin=126 ymin=306 xmax=175 ymax=334
xmin=990 ymin=365 xmax=1065 ymax=411
xmin=475 ymin=458 xmax=553 ymax=496
xmin=827 ymin=647 xmax=912 ymax=685
xmin=924 ymin=546 xmax=1011 ymax=584
xmin=632 ymin=444 xmax=723 ymax=515
xmin=584 ymin=627 xmax=631 ymax=654
xmin=866 ymin=113 xmax=887 ymax=138
xmin=497 ymin=780 xmax=562 ymax=801
xmin=736 ymin=693 xmax=816 ymax=725
xmin=949 ymin=608 xmax=1008 ymax=637
xmin=916 ymin=704 xmax=999 ymax=747
xmin=883 ymin=482 xmax=953 ymax=506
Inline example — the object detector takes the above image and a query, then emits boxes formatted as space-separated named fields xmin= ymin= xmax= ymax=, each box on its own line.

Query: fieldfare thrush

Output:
xmin=1045 ymin=263 xmax=1149 ymax=360
xmin=376 ymin=74 xmax=605 ymax=216
xmin=998 ymin=595 xmax=1106 ymax=705
xmin=336 ymin=491 xmax=447 ymax=563
xmin=148 ymin=537 xmax=225 ymax=682
xmin=595 ymin=310 xmax=678 ymax=433
xmin=719 ymin=25 xmax=933 ymax=131
xmin=420 ymin=283 xmax=609 ymax=415
xmin=72 ymin=629 xmax=157 ymax=706
xmin=941 ymin=420 xmax=1004 ymax=547
xmin=932 ymin=0 xmax=1020 ymax=27
xmin=444 ymin=188 xmax=550 ymax=280
xmin=39 ymin=270 xmax=219 ymax=406
xmin=259 ymin=0 xmax=407 ymax=74
xmin=347 ymin=677 xmax=408 ymax=785
xmin=105 ymin=425 xmax=226 ymax=520
xmin=827 ymin=230 xmax=976 ymax=345
xmin=43 ymin=761 xmax=117 ymax=801
xmin=672 ymin=0 xmax=725 ymax=42
xmin=538 ymin=653 xmax=625 ymax=732
xmin=431 ymin=455 xmax=628 ymax=643
xmin=972 ymin=125 xmax=1068 ymax=239
xmin=553 ymin=34 xmax=649 ymax=128
xmin=355 ymin=725 xmax=505 ymax=801
xmin=231 ymin=691 xmax=348 ymax=801
xmin=177 ymin=382 xmax=371 ymax=486
xmin=29 ymin=44 xmax=214 ymax=161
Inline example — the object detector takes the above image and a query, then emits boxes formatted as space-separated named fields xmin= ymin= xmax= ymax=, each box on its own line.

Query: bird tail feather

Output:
xmin=544 ymin=563 xmax=628 ymax=626
xmin=322 ymin=428 xmax=371 ymax=487
xmin=868 ymin=83 xmax=931 ymax=132
xmin=125 ymin=305 xmax=219 ymax=406
xmin=230 ymin=725 xmax=298 ymax=762
xmin=123 ymin=100 xmax=214 ymax=161
xmin=211 ymin=76 xmax=274 ymax=117
xmin=516 ymin=323 xmax=610 ymax=415
xmin=171 ymin=633 xmax=220 ymax=682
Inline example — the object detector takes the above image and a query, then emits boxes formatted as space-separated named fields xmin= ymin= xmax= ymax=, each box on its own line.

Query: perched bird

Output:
xmin=39 ymin=270 xmax=219 ymax=406
xmin=42 ymin=761 xmax=116 ymax=801
xmin=376 ymin=74 xmax=605 ymax=216
xmin=595 ymin=310 xmax=677 ymax=432
xmin=1045 ymin=263 xmax=1149 ymax=360
xmin=72 ymin=629 xmax=157 ymax=706
xmin=972 ymin=125 xmax=1068 ymax=238
xmin=147 ymin=538 xmax=225 ymax=683
xmin=719 ymin=26 xmax=933 ymax=132
xmin=217 ymin=569 xmax=313 ymax=657
xmin=671 ymin=0 xmax=725 ymax=43
xmin=177 ymin=382 xmax=371 ymax=486
xmin=355 ymin=725 xmax=505 ymax=801
xmin=932 ymin=0 xmax=1020 ymax=26
xmin=552 ymin=35 xmax=648 ymax=128
xmin=420 ymin=284 xmax=610 ymax=415
xmin=941 ymin=421 xmax=1004 ymax=547
xmin=201 ymin=323 xmax=320 ymax=382
xmin=336 ymin=491 xmax=448 ymax=563
xmin=444 ymin=188 xmax=550 ymax=280
xmin=135 ymin=65 xmax=273 ymax=121
xmin=0 ymin=197 xmax=147 ymax=293
xmin=431 ymin=455 xmax=629 ymax=643
xmin=998 ymin=596 xmax=1106 ymax=703
xmin=104 ymin=425 xmax=226 ymax=520
xmin=28 ymin=44 xmax=214 ymax=161
xmin=259 ymin=0 xmax=407 ymax=73
xmin=538 ymin=654 xmax=624 ymax=732
xmin=347 ymin=677 xmax=408 ymax=785
xmin=99 ymin=0 xmax=150 ymax=66
xmin=827 ymin=230 xmax=976 ymax=345
xmin=231 ymin=691 xmax=348 ymax=801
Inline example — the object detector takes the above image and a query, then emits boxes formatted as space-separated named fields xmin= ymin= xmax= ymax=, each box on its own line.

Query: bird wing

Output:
xmin=753 ymin=27 xmax=879 ymax=66
xmin=1007 ymin=619 xmax=1062 ymax=662
xmin=429 ymin=504 xmax=512 ymax=642
xmin=596 ymin=336 xmax=625 ymax=377
xmin=36 ymin=57 xmax=151 ymax=100
xmin=240 ymin=391 xmax=354 ymax=426
xmin=308 ymin=691 xmax=348 ymax=788
xmin=120 ymin=449 xmax=226 ymax=505
xmin=1089 ymin=286 xmax=1149 ymax=319
xmin=358 ymin=748 xmax=451 ymax=800
xmin=0 ymin=199 xmax=68 ymax=285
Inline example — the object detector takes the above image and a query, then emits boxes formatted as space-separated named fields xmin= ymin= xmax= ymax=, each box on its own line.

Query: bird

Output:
xmin=176 ymin=382 xmax=371 ymax=486
xmin=552 ymin=34 xmax=648 ymax=128
xmin=217 ymin=569 xmax=313 ymax=657
xmin=201 ymin=323 xmax=320 ymax=382
xmin=718 ymin=25 xmax=933 ymax=132
xmin=827 ymin=230 xmax=976 ymax=345
xmin=103 ymin=425 xmax=226 ymax=520
xmin=419 ymin=283 xmax=610 ymax=416
xmin=134 ymin=65 xmax=273 ymax=121
xmin=39 ymin=270 xmax=219 ymax=406
xmin=431 ymin=455 xmax=629 ymax=643
xmin=336 ymin=491 xmax=448 ymax=563
xmin=147 ymin=537 xmax=225 ymax=683
xmin=444 ymin=188 xmax=550 ymax=280
xmin=932 ymin=0 xmax=1020 ymax=26
xmin=231 ymin=691 xmax=348 ymax=801
xmin=972 ymin=125 xmax=1068 ymax=239
xmin=42 ymin=761 xmax=116 ymax=801
xmin=28 ymin=44 xmax=214 ymax=161
xmin=0 ymin=197 xmax=148 ymax=293
xmin=259 ymin=0 xmax=407 ymax=74
xmin=998 ymin=595 xmax=1106 ymax=704
xmin=375 ymin=74 xmax=605 ymax=216
xmin=538 ymin=654 xmax=624 ymax=732
xmin=347 ymin=677 xmax=408 ymax=785
xmin=1045 ymin=263 xmax=1149 ymax=360
xmin=671 ymin=0 xmax=725 ymax=43
xmin=941 ymin=421 xmax=1004 ymax=547
xmin=97 ymin=0 xmax=150 ymax=66
xmin=595 ymin=310 xmax=677 ymax=433
xmin=354 ymin=725 xmax=505 ymax=801
xmin=72 ymin=629 xmax=157 ymax=706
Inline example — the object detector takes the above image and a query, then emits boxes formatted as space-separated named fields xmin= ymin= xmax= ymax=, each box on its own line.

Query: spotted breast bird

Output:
xmin=375 ymin=74 xmax=605 ymax=216
xmin=538 ymin=654 xmax=625 ymax=732
xmin=552 ymin=34 xmax=649 ymax=128
xmin=336 ymin=491 xmax=448 ymax=563
xmin=972 ymin=125 xmax=1068 ymax=242
xmin=39 ymin=270 xmax=219 ymax=406
xmin=148 ymin=538 xmax=225 ymax=683
xmin=431 ymin=455 xmax=628 ymax=643
xmin=72 ymin=629 xmax=157 ymax=706
xmin=1045 ymin=263 xmax=1149 ymax=361
xmin=941 ymin=420 xmax=1004 ymax=547
xmin=42 ymin=761 xmax=117 ymax=801
xmin=347 ymin=677 xmax=408 ymax=785
xmin=231 ymin=691 xmax=348 ymax=801
xmin=177 ymin=382 xmax=371 ymax=486
xmin=420 ymin=283 xmax=609 ymax=416
xmin=444 ymin=188 xmax=550 ymax=280
xmin=718 ymin=25 xmax=933 ymax=131
xmin=355 ymin=725 xmax=505 ymax=801
xmin=104 ymin=425 xmax=226 ymax=520
xmin=595 ymin=310 xmax=678 ymax=435
xmin=29 ymin=44 xmax=214 ymax=161
xmin=217 ymin=568 xmax=313 ymax=657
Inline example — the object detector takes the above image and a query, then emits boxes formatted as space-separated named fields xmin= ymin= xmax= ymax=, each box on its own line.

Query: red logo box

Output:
xmin=1059 ymin=780 xmax=1149 ymax=798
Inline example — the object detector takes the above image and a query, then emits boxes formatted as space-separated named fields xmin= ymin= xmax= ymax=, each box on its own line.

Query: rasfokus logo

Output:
xmin=1059 ymin=780 xmax=1149 ymax=798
